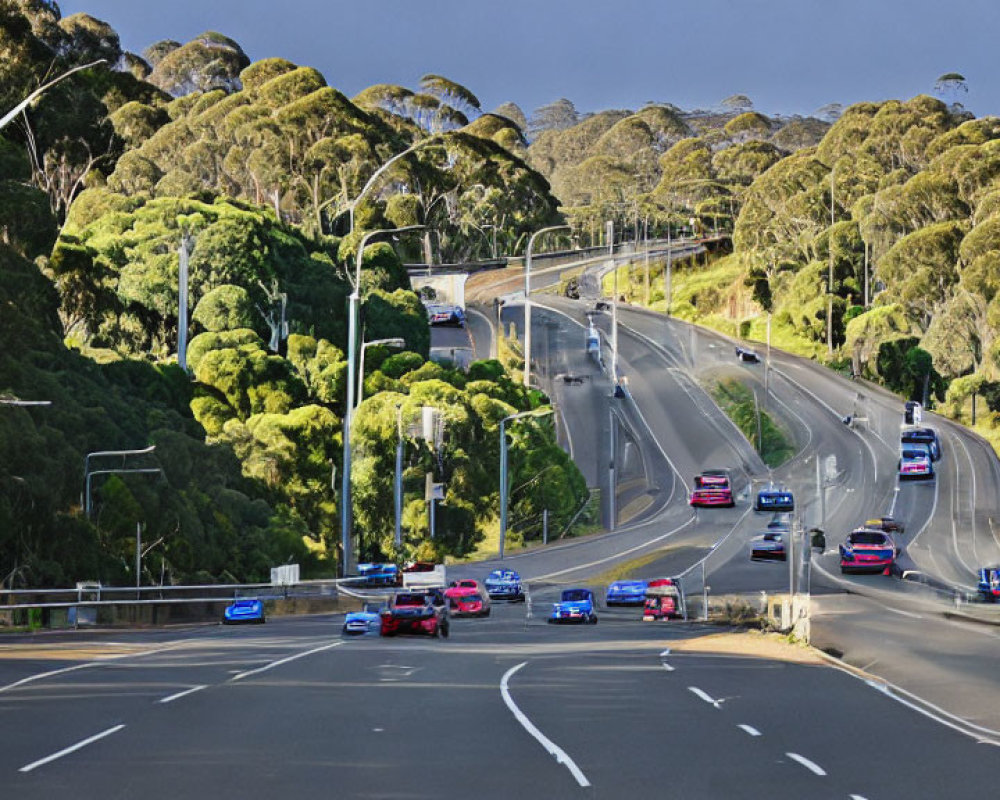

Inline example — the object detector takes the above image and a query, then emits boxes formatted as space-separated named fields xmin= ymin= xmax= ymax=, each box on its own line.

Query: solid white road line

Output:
xmin=230 ymin=641 xmax=343 ymax=682
xmin=0 ymin=662 xmax=96 ymax=695
xmin=158 ymin=685 xmax=207 ymax=704
xmin=850 ymin=795 xmax=870 ymax=800
xmin=737 ymin=724 xmax=761 ymax=737
xmin=785 ymin=752 xmax=827 ymax=776
xmin=19 ymin=724 xmax=125 ymax=773
xmin=0 ymin=642 xmax=187 ymax=695
xmin=500 ymin=662 xmax=591 ymax=788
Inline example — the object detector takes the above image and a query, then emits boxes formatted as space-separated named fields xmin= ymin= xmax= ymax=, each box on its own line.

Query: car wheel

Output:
xmin=258 ymin=617 xmax=266 ymax=624
xmin=482 ymin=609 xmax=491 ymax=617
xmin=440 ymin=620 xmax=450 ymax=638
xmin=547 ymin=618 xmax=554 ymax=624
xmin=589 ymin=615 xmax=598 ymax=625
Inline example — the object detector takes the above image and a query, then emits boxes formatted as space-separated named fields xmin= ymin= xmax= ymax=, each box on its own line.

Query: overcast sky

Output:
xmin=58 ymin=0 xmax=999 ymax=119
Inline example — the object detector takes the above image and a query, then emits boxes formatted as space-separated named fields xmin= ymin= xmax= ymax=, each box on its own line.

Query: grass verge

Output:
xmin=711 ymin=378 xmax=795 ymax=467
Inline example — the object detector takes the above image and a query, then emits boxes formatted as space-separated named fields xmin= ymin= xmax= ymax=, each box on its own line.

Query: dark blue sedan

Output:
xmin=605 ymin=579 xmax=647 ymax=606
xmin=223 ymin=598 xmax=265 ymax=624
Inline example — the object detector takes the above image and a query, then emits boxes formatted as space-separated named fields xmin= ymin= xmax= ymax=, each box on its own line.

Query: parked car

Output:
xmin=223 ymin=598 xmax=265 ymax=624
xmin=380 ymin=590 xmax=449 ymax=637
xmin=690 ymin=470 xmax=735 ymax=507
xmin=605 ymin=579 xmax=648 ymax=606
xmin=548 ymin=588 xmax=598 ymax=624
xmin=343 ymin=602 xmax=384 ymax=635
xmin=484 ymin=569 xmax=525 ymax=601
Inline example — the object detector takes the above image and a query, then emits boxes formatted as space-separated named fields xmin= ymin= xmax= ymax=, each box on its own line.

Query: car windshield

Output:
xmin=902 ymin=449 xmax=925 ymax=460
xmin=851 ymin=532 xmax=889 ymax=545
xmin=362 ymin=603 xmax=383 ymax=614
xmin=562 ymin=590 xmax=590 ymax=602
xmin=395 ymin=594 xmax=426 ymax=607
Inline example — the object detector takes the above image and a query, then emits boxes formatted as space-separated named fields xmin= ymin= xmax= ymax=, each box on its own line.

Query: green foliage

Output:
xmin=192 ymin=284 xmax=255 ymax=332
xmin=711 ymin=378 xmax=794 ymax=467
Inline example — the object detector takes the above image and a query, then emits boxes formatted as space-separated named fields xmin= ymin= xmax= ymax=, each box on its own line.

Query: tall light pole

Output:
xmin=499 ymin=408 xmax=555 ymax=558
xmin=83 ymin=446 xmax=159 ymax=518
xmin=523 ymin=224 xmax=570 ymax=387
xmin=827 ymin=162 xmax=836 ymax=356
xmin=346 ymin=135 xmax=443 ymax=234
xmin=394 ymin=405 xmax=404 ymax=549
xmin=341 ymin=225 xmax=423 ymax=576
xmin=357 ymin=337 xmax=406 ymax=408
xmin=608 ymin=220 xmax=620 ymax=384
xmin=0 ymin=60 xmax=105 ymax=132
xmin=178 ymin=233 xmax=194 ymax=372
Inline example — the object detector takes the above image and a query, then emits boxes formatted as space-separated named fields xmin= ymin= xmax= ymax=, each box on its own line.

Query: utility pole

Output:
xmin=178 ymin=234 xmax=193 ymax=372
xmin=827 ymin=163 xmax=836 ymax=356
xmin=394 ymin=406 xmax=403 ymax=548
xmin=608 ymin=220 xmax=619 ymax=384
xmin=664 ymin=225 xmax=673 ymax=316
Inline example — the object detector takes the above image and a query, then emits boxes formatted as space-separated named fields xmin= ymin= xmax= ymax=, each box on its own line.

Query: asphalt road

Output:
xmin=453 ymin=249 xmax=1000 ymax=741
xmin=3 ymin=606 xmax=998 ymax=799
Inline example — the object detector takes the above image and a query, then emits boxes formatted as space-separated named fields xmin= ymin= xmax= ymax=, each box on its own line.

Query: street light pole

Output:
xmin=828 ymin=162 xmax=836 ymax=356
xmin=341 ymin=225 xmax=423 ymax=577
xmin=357 ymin=337 xmax=406 ymax=408
xmin=523 ymin=224 xmax=570 ymax=388
xmin=608 ymin=220 xmax=620 ymax=384
xmin=499 ymin=408 xmax=555 ymax=558
xmin=347 ymin=135 xmax=442 ymax=234
xmin=395 ymin=405 xmax=404 ymax=548
xmin=178 ymin=233 xmax=193 ymax=372
xmin=83 ymin=446 xmax=157 ymax=517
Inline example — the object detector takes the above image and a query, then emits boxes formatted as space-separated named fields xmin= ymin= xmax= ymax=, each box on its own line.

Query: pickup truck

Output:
xmin=402 ymin=562 xmax=446 ymax=589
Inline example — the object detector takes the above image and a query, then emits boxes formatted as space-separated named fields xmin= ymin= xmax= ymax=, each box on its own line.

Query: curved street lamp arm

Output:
xmin=0 ymin=60 xmax=106 ymax=133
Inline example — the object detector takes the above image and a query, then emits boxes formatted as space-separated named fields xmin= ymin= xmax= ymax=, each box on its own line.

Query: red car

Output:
xmin=840 ymin=528 xmax=897 ymax=574
xmin=643 ymin=578 xmax=684 ymax=620
xmin=444 ymin=585 xmax=491 ymax=617
xmin=689 ymin=471 xmax=735 ymax=507
xmin=380 ymin=590 xmax=450 ymax=637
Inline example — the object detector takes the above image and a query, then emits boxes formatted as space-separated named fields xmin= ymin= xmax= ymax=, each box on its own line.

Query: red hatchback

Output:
xmin=444 ymin=585 xmax=491 ymax=617
xmin=689 ymin=471 xmax=735 ymax=507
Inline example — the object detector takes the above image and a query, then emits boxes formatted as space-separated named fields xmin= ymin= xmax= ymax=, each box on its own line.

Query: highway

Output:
xmin=2 ymin=606 xmax=997 ymax=799
xmin=5 ymin=244 xmax=1000 ymax=796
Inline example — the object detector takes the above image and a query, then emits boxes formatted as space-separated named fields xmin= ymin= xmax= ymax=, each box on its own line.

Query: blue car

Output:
xmin=223 ymin=598 xmax=265 ymax=624
xmin=606 ymin=579 xmax=647 ymax=606
xmin=484 ymin=569 xmax=525 ymax=601
xmin=355 ymin=562 xmax=401 ymax=587
xmin=548 ymin=588 xmax=598 ymax=624
xmin=343 ymin=602 xmax=385 ymax=635
xmin=978 ymin=566 xmax=1000 ymax=602
xmin=755 ymin=489 xmax=794 ymax=512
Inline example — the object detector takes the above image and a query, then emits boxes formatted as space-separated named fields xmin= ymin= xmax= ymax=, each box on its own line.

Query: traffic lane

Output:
xmin=508 ymin=643 xmax=950 ymax=799
xmin=809 ymin=590 xmax=1000 ymax=735
xmin=464 ymin=303 xmax=495 ymax=360
xmin=0 ymin=618 xmax=350 ymax=775
xmin=5 ymin=621 xmax=586 ymax=799
xmin=681 ymin=651 xmax=999 ymax=798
